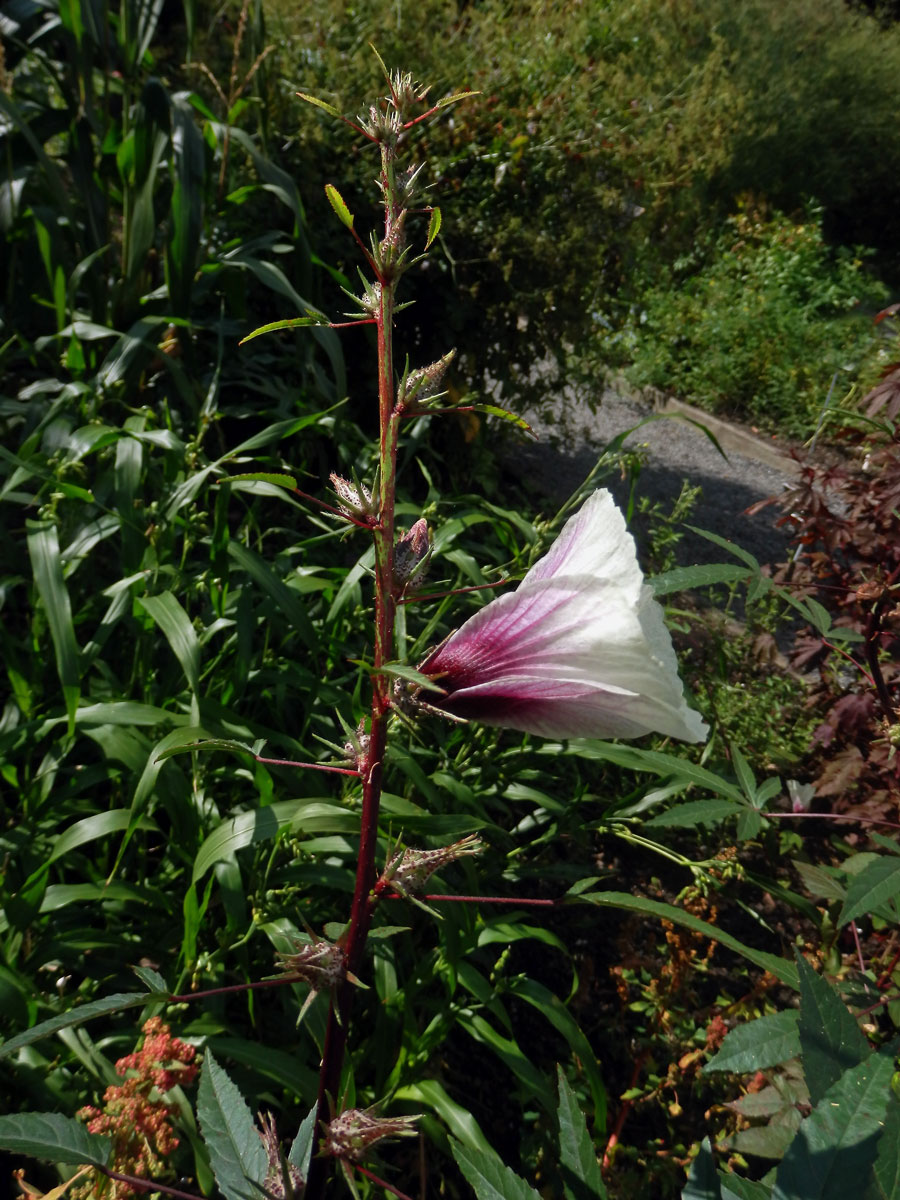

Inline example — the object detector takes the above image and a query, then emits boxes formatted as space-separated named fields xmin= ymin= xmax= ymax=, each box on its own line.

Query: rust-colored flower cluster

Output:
xmin=78 ymin=1017 xmax=198 ymax=1198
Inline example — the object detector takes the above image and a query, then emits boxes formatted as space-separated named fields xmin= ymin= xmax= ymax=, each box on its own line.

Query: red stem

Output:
xmin=253 ymin=755 xmax=359 ymax=777
xmin=354 ymin=1164 xmax=416 ymax=1199
xmin=399 ymin=579 xmax=510 ymax=605
xmin=168 ymin=974 xmax=303 ymax=1003
xmin=384 ymin=892 xmax=561 ymax=906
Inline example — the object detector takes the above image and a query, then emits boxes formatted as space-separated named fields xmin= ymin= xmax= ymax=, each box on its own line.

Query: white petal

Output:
xmin=525 ymin=489 xmax=643 ymax=599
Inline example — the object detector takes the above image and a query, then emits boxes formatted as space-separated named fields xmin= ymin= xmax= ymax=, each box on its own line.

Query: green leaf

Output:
xmin=646 ymin=799 xmax=744 ymax=827
xmin=577 ymin=892 xmax=798 ymax=987
xmin=48 ymin=810 xmax=158 ymax=866
xmin=289 ymin=1106 xmax=317 ymax=1180
xmin=471 ymin=403 xmax=537 ymax=437
xmin=0 ymin=993 xmax=163 ymax=1061
xmin=650 ymin=564 xmax=754 ymax=597
xmin=376 ymin=661 xmax=446 ymax=692
xmin=227 ymin=540 xmax=317 ymax=650
xmin=426 ymin=206 xmax=442 ymax=249
xmin=138 ymin=592 xmax=201 ymax=697
xmin=133 ymin=965 xmax=168 ymax=993
xmin=704 ymin=1012 xmax=801 ymax=1074
xmin=719 ymin=1173 xmax=773 ymax=1200
xmin=839 ymin=857 xmax=900 ymax=927
xmin=683 ymin=1138 xmax=722 ymax=1200
xmin=436 ymin=90 xmax=480 ymax=109
xmin=508 ymin=979 xmax=606 ymax=1132
xmin=26 ymin=519 xmax=80 ymax=731
xmin=325 ymin=182 xmax=354 ymax=229
xmin=239 ymin=316 xmax=329 ymax=344
xmin=552 ymin=743 xmax=744 ymax=803
xmin=0 ymin=1112 xmax=111 ymax=1166
xmin=197 ymin=1051 xmax=267 ymax=1200
xmin=871 ymin=1098 xmax=900 ymax=1200
xmin=796 ymin=953 xmax=869 ymax=1106
xmin=395 ymin=1080 xmax=494 ymax=1155
xmin=731 ymin=746 xmax=757 ymax=802
xmin=771 ymin=1048 xmax=896 ymax=1200
xmin=296 ymin=91 xmax=343 ymax=118
xmin=226 ymin=472 xmax=298 ymax=489
xmin=154 ymin=737 xmax=255 ymax=763
xmin=193 ymin=799 xmax=359 ymax=882
xmin=451 ymin=1139 xmax=541 ymax=1200
xmin=556 ymin=1068 xmax=607 ymax=1200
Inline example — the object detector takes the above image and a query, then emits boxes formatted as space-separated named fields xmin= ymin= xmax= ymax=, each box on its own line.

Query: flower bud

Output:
xmin=398 ymin=349 xmax=456 ymax=411
xmin=393 ymin=519 xmax=431 ymax=593
xmin=321 ymin=1107 xmax=420 ymax=1163
xmin=329 ymin=472 xmax=378 ymax=521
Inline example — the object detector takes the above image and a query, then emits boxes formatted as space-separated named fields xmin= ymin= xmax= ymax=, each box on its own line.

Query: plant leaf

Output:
xmin=683 ymin=1138 xmax=722 ymax=1200
xmin=556 ymin=1067 xmax=607 ymax=1200
xmin=650 ymin=564 xmax=754 ymax=597
xmin=0 ymin=1113 xmax=111 ymax=1166
xmin=426 ymin=206 xmax=442 ymax=249
xmin=197 ymin=1050 xmax=267 ymax=1200
xmin=771 ymin=1048 xmax=895 ymax=1200
xmin=26 ymin=519 xmax=80 ymax=731
xmin=796 ymin=952 xmax=869 ymax=1106
xmin=871 ymin=1098 xmax=900 ymax=1200
xmin=0 ymin=993 xmax=163 ymax=1061
xmin=704 ymin=1012 xmax=801 ymax=1074
xmin=839 ymin=856 xmax=900 ymax=927
xmin=577 ymin=892 xmax=798 ymax=987
xmin=646 ymin=799 xmax=744 ymax=827
xmin=451 ymin=1139 xmax=541 ymax=1200
xmin=325 ymin=183 xmax=354 ymax=229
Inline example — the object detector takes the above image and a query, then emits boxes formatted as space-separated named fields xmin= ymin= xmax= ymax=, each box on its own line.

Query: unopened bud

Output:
xmin=329 ymin=473 xmax=377 ymax=521
xmin=342 ymin=720 xmax=371 ymax=775
xmin=380 ymin=835 xmax=484 ymax=896
xmin=322 ymin=1107 xmax=420 ymax=1163
xmin=394 ymin=519 xmax=431 ymax=592
xmin=399 ymin=350 xmax=456 ymax=410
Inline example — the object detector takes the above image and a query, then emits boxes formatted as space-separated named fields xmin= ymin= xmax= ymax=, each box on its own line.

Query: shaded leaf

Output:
xmin=683 ymin=1138 xmax=722 ymax=1200
xmin=0 ymin=1113 xmax=111 ymax=1166
xmin=871 ymin=1098 xmax=900 ymax=1200
xmin=771 ymin=1048 xmax=895 ymax=1200
xmin=556 ymin=1067 xmax=607 ymax=1200
xmin=704 ymin=1013 xmax=801 ymax=1074
xmin=0 ymin=993 xmax=164 ymax=1061
xmin=796 ymin=952 xmax=869 ymax=1106
xmin=646 ymin=799 xmax=744 ymax=828
xmin=198 ymin=1051 xmax=267 ymax=1200
xmin=451 ymin=1139 xmax=541 ymax=1200
xmin=839 ymin=857 xmax=900 ymax=927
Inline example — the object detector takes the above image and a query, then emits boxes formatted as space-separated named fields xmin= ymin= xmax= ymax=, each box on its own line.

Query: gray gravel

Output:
xmin=511 ymin=383 xmax=800 ymax=572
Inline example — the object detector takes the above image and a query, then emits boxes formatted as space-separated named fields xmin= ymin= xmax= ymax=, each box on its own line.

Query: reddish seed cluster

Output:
xmin=78 ymin=1018 xmax=198 ymax=1198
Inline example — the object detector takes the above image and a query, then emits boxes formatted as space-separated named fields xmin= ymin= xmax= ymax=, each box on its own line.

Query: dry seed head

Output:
xmin=382 ymin=835 xmax=484 ymax=896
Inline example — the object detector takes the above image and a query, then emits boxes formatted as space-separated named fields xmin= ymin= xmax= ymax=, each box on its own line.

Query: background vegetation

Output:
xmin=1 ymin=0 xmax=899 ymax=1197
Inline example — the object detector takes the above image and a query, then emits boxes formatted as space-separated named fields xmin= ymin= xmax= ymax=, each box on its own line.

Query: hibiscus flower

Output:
xmin=417 ymin=489 xmax=708 ymax=742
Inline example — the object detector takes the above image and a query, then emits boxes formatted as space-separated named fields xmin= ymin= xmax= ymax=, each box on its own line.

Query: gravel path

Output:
xmin=512 ymin=382 xmax=801 ymax=572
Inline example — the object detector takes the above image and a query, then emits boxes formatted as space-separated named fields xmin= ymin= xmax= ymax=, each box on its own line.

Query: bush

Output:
xmin=625 ymin=207 xmax=887 ymax=434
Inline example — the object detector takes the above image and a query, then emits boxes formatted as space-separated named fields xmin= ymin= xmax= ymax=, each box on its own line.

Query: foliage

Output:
xmin=2 ymin=6 xmax=900 ymax=1200
xmin=626 ymin=208 xmax=886 ymax=434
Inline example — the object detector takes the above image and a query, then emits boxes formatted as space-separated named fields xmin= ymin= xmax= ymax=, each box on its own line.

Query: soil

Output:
xmin=508 ymin=380 xmax=805 ymax=573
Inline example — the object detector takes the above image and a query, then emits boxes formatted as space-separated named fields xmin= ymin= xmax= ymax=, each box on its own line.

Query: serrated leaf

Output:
xmin=733 ymin=1118 xmax=801 ymax=1161
xmin=556 ymin=1068 xmax=607 ymax=1200
xmin=451 ymin=1138 xmax=541 ymax=1200
xmin=436 ymin=90 xmax=480 ymax=109
xmin=578 ymin=892 xmax=798 ymax=987
xmin=771 ymin=1048 xmax=896 ymax=1200
xmin=793 ymin=860 xmax=847 ymax=902
xmin=704 ymin=1012 xmax=801 ymax=1074
xmin=426 ymin=206 xmax=442 ymax=249
xmin=325 ymin=183 xmax=354 ymax=229
xmin=226 ymin=472 xmax=298 ymax=489
xmin=796 ymin=953 xmax=869 ymax=1106
xmin=683 ymin=1138 xmax=722 ymax=1199
xmin=871 ymin=1098 xmax=900 ymax=1199
xmin=0 ymin=1113 xmax=111 ymax=1166
xmin=0 ymin=992 xmax=157 ymax=1060
xmin=646 ymin=799 xmax=743 ymax=828
xmin=839 ymin=857 xmax=900 ymax=927
xmin=197 ymin=1050 xmax=267 ymax=1200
